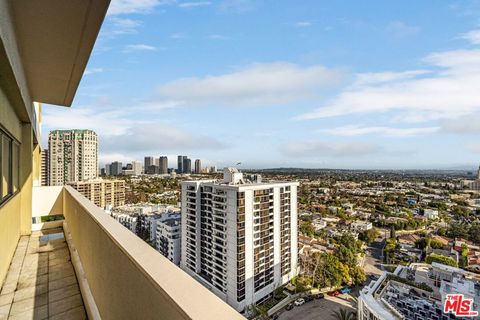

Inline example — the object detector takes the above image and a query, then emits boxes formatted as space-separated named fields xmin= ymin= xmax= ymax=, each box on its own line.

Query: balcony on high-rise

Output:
xmin=0 ymin=1 xmax=244 ymax=319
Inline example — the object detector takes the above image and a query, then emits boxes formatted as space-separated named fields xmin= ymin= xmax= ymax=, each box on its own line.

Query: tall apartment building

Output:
xmin=40 ymin=149 xmax=49 ymax=186
xmin=132 ymin=161 xmax=143 ymax=175
xmin=111 ymin=161 xmax=123 ymax=176
xmin=48 ymin=129 xmax=98 ymax=185
xmin=145 ymin=156 xmax=154 ymax=173
xmin=105 ymin=163 xmax=111 ymax=176
xmin=68 ymin=179 xmax=125 ymax=209
xmin=195 ymin=159 xmax=201 ymax=174
xmin=181 ymin=168 xmax=299 ymax=312
xmin=177 ymin=155 xmax=184 ymax=173
xmin=183 ymin=157 xmax=192 ymax=174
xmin=159 ymin=156 xmax=168 ymax=174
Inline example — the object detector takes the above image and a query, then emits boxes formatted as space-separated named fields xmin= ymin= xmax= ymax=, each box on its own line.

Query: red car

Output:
xmin=327 ymin=291 xmax=340 ymax=296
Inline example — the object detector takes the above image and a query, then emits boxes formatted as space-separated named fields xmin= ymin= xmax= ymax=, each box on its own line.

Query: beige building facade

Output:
xmin=48 ymin=129 xmax=98 ymax=186
xmin=68 ymin=179 xmax=125 ymax=209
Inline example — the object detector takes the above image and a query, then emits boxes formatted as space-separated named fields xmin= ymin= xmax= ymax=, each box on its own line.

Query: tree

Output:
xmin=390 ymin=225 xmax=396 ymax=239
xmin=331 ymin=309 xmax=357 ymax=320
xmin=469 ymin=223 xmax=480 ymax=244
xmin=299 ymin=221 xmax=315 ymax=237
xmin=425 ymin=253 xmax=458 ymax=267
xmin=350 ymin=265 xmax=367 ymax=286
xmin=360 ymin=228 xmax=380 ymax=245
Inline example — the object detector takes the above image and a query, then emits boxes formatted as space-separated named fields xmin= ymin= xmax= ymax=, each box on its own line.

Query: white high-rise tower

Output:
xmin=180 ymin=168 xmax=299 ymax=312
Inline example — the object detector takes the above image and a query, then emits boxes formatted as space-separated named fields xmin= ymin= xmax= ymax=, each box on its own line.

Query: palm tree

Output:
xmin=331 ymin=308 xmax=357 ymax=320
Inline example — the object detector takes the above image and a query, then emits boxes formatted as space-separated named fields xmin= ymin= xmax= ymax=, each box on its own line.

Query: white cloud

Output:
xmin=461 ymin=29 xmax=480 ymax=45
xmin=154 ymin=62 xmax=343 ymax=106
xmin=42 ymin=106 xmax=225 ymax=162
xmin=123 ymin=44 xmax=157 ymax=52
xmin=108 ymin=0 xmax=173 ymax=15
xmin=386 ymin=21 xmax=420 ymax=38
xmin=218 ymin=0 xmax=257 ymax=13
xmin=178 ymin=1 xmax=211 ymax=8
xmin=439 ymin=115 xmax=480 ymax=134
xmin=281 ymin=140 xmax=381 ymax=158
xmin=84 ymin=68 xmax=104 ymax=75
xmin=318 ymin=125 xmax=439 ymax=137
xmin=295 ymin=21 xmax=312 ymax=28
xmin=104 ymin=17 xmax=142 ymax=36
xmin=296 ymin=39 xmax=480 ymax=121
xmin=208 ymin=34 xmax=229 ymax=40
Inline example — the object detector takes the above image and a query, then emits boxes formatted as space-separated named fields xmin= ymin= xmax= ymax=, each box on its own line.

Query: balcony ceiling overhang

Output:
xmin=11 ymin=0 xmax=110 ymax=107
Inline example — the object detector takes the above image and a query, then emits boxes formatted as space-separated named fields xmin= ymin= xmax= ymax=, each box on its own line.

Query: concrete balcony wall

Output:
xmin=35 ymin=185 xmax=244 ymax=320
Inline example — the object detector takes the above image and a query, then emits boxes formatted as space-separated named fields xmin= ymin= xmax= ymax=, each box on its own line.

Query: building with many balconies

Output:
xmin=181 ymin=168 xmax=299 ymax=312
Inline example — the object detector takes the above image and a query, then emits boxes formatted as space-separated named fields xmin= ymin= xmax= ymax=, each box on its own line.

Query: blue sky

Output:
xmin=42 ymin=0 xmax=480 ymax=170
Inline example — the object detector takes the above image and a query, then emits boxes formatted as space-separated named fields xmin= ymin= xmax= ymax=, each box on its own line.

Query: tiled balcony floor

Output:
xmin=0 ymin=228 xmax=86 ymax=320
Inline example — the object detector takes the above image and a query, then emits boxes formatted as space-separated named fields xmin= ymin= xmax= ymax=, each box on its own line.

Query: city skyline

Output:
xmin=40 ymin=0 xmax=480 ymax=169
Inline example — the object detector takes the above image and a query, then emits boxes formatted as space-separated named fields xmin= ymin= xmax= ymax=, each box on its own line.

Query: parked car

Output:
xmin=286 ymin=303 xmax=294 ymax=311
xmin=304 ymin=295 xmax=314 ymax=302
xmin=270 ymin=314 xmax=279 ymax=320
xmin=314 ymin=293 xmax=325 ymax=299
xmin=340 ymin=286 xmax=352 ymax=294
xmin=294 ymin=298 xmax=305 ymax=306
xmin=328 ymin=290 xmax=340 ymax=296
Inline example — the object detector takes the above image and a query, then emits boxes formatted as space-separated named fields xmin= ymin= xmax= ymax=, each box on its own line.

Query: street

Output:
xmin=363 ymin=238 xmax=384 ymax=277
xmin=277 ymin=295 xmax=356 ymax=320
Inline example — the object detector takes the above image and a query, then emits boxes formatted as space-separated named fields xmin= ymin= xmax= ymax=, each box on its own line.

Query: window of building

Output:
xmin=0 ymin=129 xmax=20 ymax=205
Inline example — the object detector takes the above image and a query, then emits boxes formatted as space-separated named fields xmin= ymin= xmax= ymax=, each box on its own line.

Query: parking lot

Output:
xmin=277 ymin=294 xmax=356 ymax=320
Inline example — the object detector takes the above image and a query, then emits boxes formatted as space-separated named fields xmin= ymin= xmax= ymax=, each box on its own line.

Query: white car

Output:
xmin=294 ymin=298 xmax=305 ymax=306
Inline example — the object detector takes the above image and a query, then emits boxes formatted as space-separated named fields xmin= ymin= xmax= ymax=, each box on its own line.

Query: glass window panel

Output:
xmin=12 ymin=142 xmax=19 ymax=193
xmin=1 ymin=134 xmax=11 ymax=200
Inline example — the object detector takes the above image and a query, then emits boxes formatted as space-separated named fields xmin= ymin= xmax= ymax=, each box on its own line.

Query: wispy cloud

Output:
xmin=280 ymin=140 xmax=381 ymax=158
xmin=153 ymin=62 xmax=343 ymax=107
xmin=295 ymin=21 xmax=312 ymax=28
xmin=218 ymin=0 xmax=257 ymax=13
xmin=42 ymin=106 xmax=225 ymax=163
xmin=208 ymin=34 xmax=229 ymax=40
xmin=178 ymin=1 xmax=212 ymax=8
xmin=296 ymin=32 xmax=480 ymax=122
xmin=123 ymin=44 xmax=157 ymax=52
xmin=386 ymin=21 xmax=420 ymax=38
xmin=108 ymin=0 xmax=173 ymax=15
xmin=318 ymin=125 xmax=439 ymax=137
xmin=84 ymin=68 xmax=104 ymax=76
xmin=461 ymin=29 xmax=480 ymax=44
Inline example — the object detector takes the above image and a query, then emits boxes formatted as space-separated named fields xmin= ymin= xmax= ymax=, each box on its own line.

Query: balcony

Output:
xmin=0 ymin=186 xmax=243 ymax=319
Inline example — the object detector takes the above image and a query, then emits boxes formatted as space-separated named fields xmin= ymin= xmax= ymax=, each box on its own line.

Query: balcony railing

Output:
xmin=31 ymin=186 xmax=244 ymax=320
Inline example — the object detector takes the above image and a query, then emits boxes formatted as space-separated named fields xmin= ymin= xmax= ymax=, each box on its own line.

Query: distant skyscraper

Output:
xmin=181 ymin=168 xmax=299 ymax=311
xmin=194 ymin=159 xmax=201 ymax=174
xmin=177 ymin=155 xmax=183 ymax=173
xmin=477 ymin=163 xmax=480 ymax=180
xmin=144 ymin=157 xmax=154 ymax=173
xmin=159 ymin=156 xmax=168 ymax=174
xmin=111 ymin=161 xmax=123 ymax=176
xmin=105 ymin=163 xmax=111 ymax=176
xmin=183 ymin=157 xmax=191 ymax=174
xmin=132 ymin=161 xmax=142 ymax=175
xmin=48 ymin=129 xmax=98 ymax=186
xmin=40 ymin=149 xmax=49 ymax=186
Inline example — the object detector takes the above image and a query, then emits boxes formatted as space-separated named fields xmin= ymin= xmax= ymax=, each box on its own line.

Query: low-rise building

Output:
xmin=68 ymin=179 xmax=125 ymax=209
xmin=351 ymin=220 xmax=373 ymax=232
xmin=358 ymin=263 xmax=480 ymax=320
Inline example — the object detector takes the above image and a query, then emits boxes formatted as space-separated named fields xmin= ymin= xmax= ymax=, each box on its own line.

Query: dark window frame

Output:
xmin=0 ymin=128 xmax=20 ymax=207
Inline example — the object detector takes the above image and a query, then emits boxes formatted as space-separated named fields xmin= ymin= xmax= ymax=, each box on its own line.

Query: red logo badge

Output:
xmin=444 ymin=294 xmax=478 ymax=317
